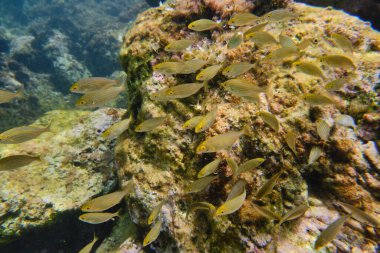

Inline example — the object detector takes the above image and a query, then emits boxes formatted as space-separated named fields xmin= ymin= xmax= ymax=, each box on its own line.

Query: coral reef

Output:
xmin=0 ymin=108 xmax=125 ymax=248
xmin=114 ymin=0 xmax=380 ymax=252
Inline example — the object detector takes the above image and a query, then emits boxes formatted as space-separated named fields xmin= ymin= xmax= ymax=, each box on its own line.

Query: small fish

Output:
xmin=152 ymin=62 xmax=184 ymax=75
xmin=228 ymin=13 xmax=258 ymax=26
xmin=0 ymin=155 xmax=41 ymax=171
xmin=235 ymin=158 xmax=265 ymax=176
xmin=339 ymin=202 xmax=380 ymax=228
xmin=297 ymin=38 xmax=312 ymax=50
xmin=196 ymin=126 xmax=251 ymax=153
xmin=195 ymin=107 xmax=218 ymax=133
xmin=180 ymin=59 xmax=208 ymax=74
xmin=226 ymin=180 xmax=246 ymax=201
xmin=79 ymin=210 xmax=120 ymax=224
xmin=303 ymin=94 xmax=335 ymax=106
xmin=148 ymin=200 xmax=165 ymax=225
xmin=265 ymin=46 xmax=299 ymax=61
xmin=75 ymin=86 xmax=125 ymax=108
xmin=79 ymin=234 xmax=98 ymax=253
xmin=222 ymin=62 xmax=254 ymax=78
xmin=258 ymin=111 xmax=280 ymax=133
xmin=279 ymin=35 xmax=297 ymax=49
xmin=197 ymin=158 xmax=222 ymax=178
xmin=308 ymin=146 xmax=322 ymax=165
xmin=214 ymin=187 xmax=246 ymax=216
xmin=150 ymin=83 xmax=204 ymax=101
xmin=226 ymin=158 xmax=239 ymax=175
xmin=185 ymin=176 xmax=217 ymax=193
xmin=0 ymin=89 xmax=25 ymax=104
xmin=186 ymin=202 xmax=215 ymax=219
xmin=188 ymin=19 xmax=220 ymax=31
xmin=143 ymin=219 xmax=163 ymax=247
xmin=285 ymin=130 xmax=297 ymax=154
xmin=320 ymin=55 xmax=356 ymax=69
xmin=334 ymin=114 xmax=356 ymax=128
xmin=0 ymin=124 xmax=51 ymax=144
xmin=293 ymin=61 xmax=325 ymax=79
xmin=227 ymin=33 xmax=243 ymax=49
xmin=314 ymin=215 xmax=350 ymax=250
xmin=256 ymin=169 xmax=284 ymax=199
xmin=325 ymin=78 xmax=348 ymax=91
xmin=243 ymin=22 xmax=268 ymax=37
xmin=164 ymin=39 xmax=194 ymax=52
xmin=102 ymin=115 xmax=132 ymax=140
xmin=81 ymin=181 xmax=134 ymax=212
xmin=135 ymin=117 xmax=166 ymax=132
xmin=196 ymin=65 xmax=222 ymax=81
xmin=331 ymin=33 xmax=353 ymax=53
xmin=278 ymin=204 xmax=309 ymax=226
xmin=70 ymin=77 xmax=118 ymax=93
xmin=182 ymin=116 xmax=203 ymax=130
xmin=262 ymin=9 xmax=298 ymax=21
xmin=245 ymin=31 xmax=278 ymax=47
xmin=316 ymin=119 xmax=331 ymax=141
xmin=221 ymin=79 xmax=267 ymax=98
xmin=252 ymin=203 xmax=281 ymax=220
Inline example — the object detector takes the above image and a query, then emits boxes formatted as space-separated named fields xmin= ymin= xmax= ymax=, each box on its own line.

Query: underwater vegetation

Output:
xmin=0 ymin=0 xmax=380 ymax=252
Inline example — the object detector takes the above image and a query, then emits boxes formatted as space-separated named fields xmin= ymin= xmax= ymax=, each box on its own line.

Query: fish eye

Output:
xmin=200 ymin=146 xmax=206 ymax=151
xmin=312 ymin=39 xmax=318 ymax=44
xmin=80 ymin=101 xmax=85 ymax=105
xmin=168 ymin=91 xmax=174 ymax=96
xmin=73 ymin=87 xmax=77 ymax=90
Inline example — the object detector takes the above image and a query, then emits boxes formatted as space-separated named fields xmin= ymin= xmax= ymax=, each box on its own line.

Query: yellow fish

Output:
xmin=262 ymin=9 xmax=298 ymax=22
xmin=182 ymin=116 xmax=203 ymax=130
xmin=245 ymin=31 xmax=278 ymax=47
xmin=338 ymin=202 xmax=380 ymax=228
xmin=252 ymin=203 xmax=281 ymax=220
xmin=256 ymin=169 xmax=284 ymax=199
xmin=143 ymin=219 xmax=163 ymax=247
xmin=325 ymin=78 xmax=348 ymax=91
xmin=331 ymin=33 xmax=353 ymax=53
xmin=79 ymin=234 xmax=98 ymax=253
xmin=70 ymin=77 xmax=118 ymax=93
xmin=186 ymin=202 xmax=216 ymax=219
xmin=79 ymin=210 xmax=120 ymax=224
xmin=320 ymin=55 xmax=356 ymax=69
xmin=196 ymin=65 xmax=222 ymax=81
xmin=228 ymin=13 xmax=258 ymax=26
xmin=316 ymin=119 xmax=331 ymax=141
xmin=257 ymin=111 xmax=280 ymax=133
xmin=279 ymin=34 xmax=297 ymax=49
xmin=188 ymin=19 xmax=221 ymax=31
xmin=197 ymin=158 xmax=222 ymax=178
xmin=195 ymin=107 xmax=218 ymax=133
xmin=293 ymin=61 xmax=325 ymax=79
xmin=164 ymin=39 xmax=194 ymax=52
xmin=243 ymin=22 xmax=268 ymax=38
xmin=278 ymin=204 xmax=309 ymax=226
xmin=150 ymin=83 xmax=204 ymax=101
xmin=214 ymin=187 xmax=246 ymax=216
xmin=0 ymin=155 xmax=41 ymax=171
xmin=226 ymin=180 xmax=246 ymax=201
xmin=0 ymin=89 xmax=25 ymax=104
xmin=102 ymin=115 xmax=132 ymax=140
xmin=222 ymin=62 xmax=254 ymax=78
xmin=221 ymin=79 xmax=267 ymax=98
xmin=0 ymin=124 xmax=51 ymax=144
xmin=152 ymin=61 xmax=184 ymax=75
xmin=180 ymin=59 xmax=208 ymax=74
xmin=234 ymin=158 xmax=265 ymax=176
xmin=335 ymin=114 xmax=356 ymax=128
xmin=314 ymin=215 xmax=351 ymax=250
xmin=185 ymin=176 xmax=217 ymax=193
xmin=148 ymin=200 xmax=165 ymax=225
xmin=265 ymin=46 xmax=299 ymax=61
xmin=227 ymin=33 xmax=243 ymax=49
xmin=135 ymin=117 xmax=166 ymax=132
xmin=285 ymin=130 xmax=297 ymax=154
xmin=196 ymin=126 xmax=251 ymax=153
xmin=308 ymin=146 xmax=322 ymax=165
xmin=226 ymin=158 xmax=239 ymax=174
xmin=81 ymin=181 xmax=134 ymax=212
xmin=75 ymin=85 xmax=125 ymax=108
xmin=303 ymin=94 xmax=335 ymax=106
xmin=297 ymin=38 xmax=312 ymax=50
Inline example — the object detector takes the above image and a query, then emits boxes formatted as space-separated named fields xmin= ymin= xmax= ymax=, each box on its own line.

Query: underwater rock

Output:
xmin=113 ymin=0 xmax=380 ymax=252
xmin=0 ymin=108 xmax=125 ymax=244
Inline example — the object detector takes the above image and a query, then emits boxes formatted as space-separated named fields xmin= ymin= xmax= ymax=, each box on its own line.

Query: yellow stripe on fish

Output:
xmin=143 ymin=219 xmax=163 ymax=247
xmin=188 ymin=19 xmax=221 ymax=31
xmin=75 ymin=85 xmax=125 ymax=108
xmin=102 ymin=115 xmax=132 ymax=140
xmin=214 ymin=187 xmax=246 ymax=217
xmin=135 ymin=117 xmax=166 ymax=132
xmin=222 ymin=63 xmax=254 ymax=78
xmin=70 ymin=77 xmax=119 ymax=93
xmin=0 ymin=124 xmax=51 ymax=144
xmin=182 ymin=116 xmax=203 ymax=130
xmin=79 ymin=210 xmax=120 ymax=224
xmin=164 ymin=39 xmax=194 ymax=52
xmin=196 ymin=65 xmax=223 ymax=81
xmin=197 ymin=158 xmax=222 ymax=178
xmin=195 ymin=107 xmax=218 ymax=133
xmin=150 ymin=83 xmax=205 ymax=101
xmin=148 ymin=200 xmax=165 ymax=225
xmin=228 ymin=13 xmax=258 ymax=26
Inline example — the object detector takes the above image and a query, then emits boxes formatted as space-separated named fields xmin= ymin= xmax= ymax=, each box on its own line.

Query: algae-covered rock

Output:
xmin=0 ymin=108 xmax=126 ymax=245
xmin=112 ymin=0 xmax=380 ymax=252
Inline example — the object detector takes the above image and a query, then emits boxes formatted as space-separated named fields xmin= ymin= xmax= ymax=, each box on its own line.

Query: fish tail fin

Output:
xmin=115 ymin=209 xmax=122 ymax=217
xmin=122 ymin=180 xmax=135 ymax=195
xmin=203 ymin=81 xmax=209 ymax=92
xmin=242 ymin=124 xmax=253 ymax=137
xmin=93 ymin=233 xmax=98 ymax=241
xmin=16 ymin=87 xmax=26 ymax=99
xmin=46 ymin=121 xmax=53 ymax=132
